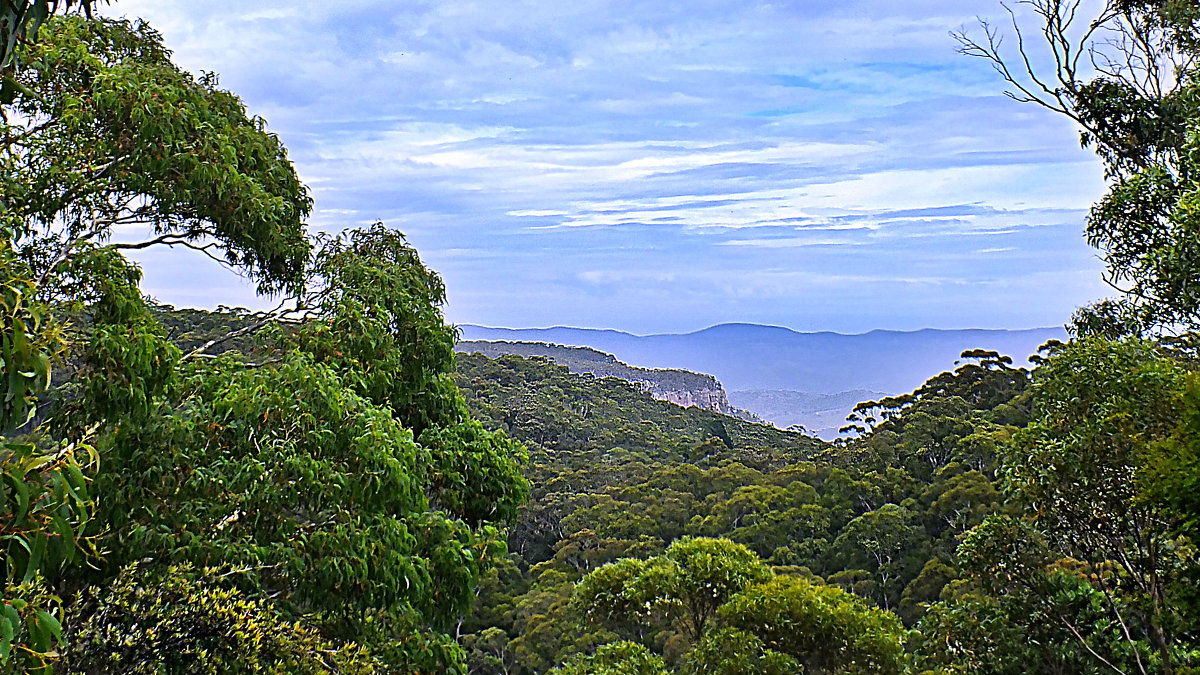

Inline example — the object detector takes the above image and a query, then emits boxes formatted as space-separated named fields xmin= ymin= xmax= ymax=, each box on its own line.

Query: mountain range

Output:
xmin=456 ymin=323 xmax=1066 ymax=437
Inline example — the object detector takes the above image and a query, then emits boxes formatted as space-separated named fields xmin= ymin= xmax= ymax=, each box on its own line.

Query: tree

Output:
xmin=1 ymin=1 xmax=100 ymax=76
xmin=937 ymin=338 xmax=1200 ymax=674
xmin=915 ymin=583 xmax=1104 ymax=675
xmin=550 ymin=641 xmax=669 ymax=675
xmin=1 ymin=12 xmax=531 ymax=673
xmin=1139 ymin=373 xmax=1200 ymax=537
xmin=573 ymin=537 xmax=771 ymax=644
xmin=5 ymin=16 xmax=312 ymax=300
xmin=681 ymin=628 xmax=799 ymax=675
xmin=950 ymin=4 xmax=1200 ymax=672
xmin=717 ymin=575 xmax=908 ymax=675
xmin=997 ymin=338 xmax=1198 ymax=674
xmin=65 ymin=563 xmax=378 ymax=675
xmin=829 ymin=504 xmax=925 ymax=611
xmin=955 ymin=0 xmax=1200 ymax=331
xmin=923 ymin=468 xmax=1000 ymax=542
xmin=77 ymin=229 xmax=529 ymax=672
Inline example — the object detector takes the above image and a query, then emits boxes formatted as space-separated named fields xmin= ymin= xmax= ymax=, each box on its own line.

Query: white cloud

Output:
xmin=104 ymin=0 xmax=1112 ymax=332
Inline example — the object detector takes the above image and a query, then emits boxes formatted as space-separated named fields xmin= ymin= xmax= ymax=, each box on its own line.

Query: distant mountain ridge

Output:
xmin=457 ymin=323 xmax=1066 ymax=438
xmin=456 ymin=340 xmax=766 ymax=423
xmin=457 ymin=323 xmax=1065 ymax=393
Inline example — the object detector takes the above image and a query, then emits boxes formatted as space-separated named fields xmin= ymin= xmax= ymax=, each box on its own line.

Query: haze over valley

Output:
xmin=458 ymin=323 xmax=1064 ymax=436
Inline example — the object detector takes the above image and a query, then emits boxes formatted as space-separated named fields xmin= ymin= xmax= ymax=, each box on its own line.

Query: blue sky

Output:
xmin=115 ymin=0 xmax=1111 ymax=334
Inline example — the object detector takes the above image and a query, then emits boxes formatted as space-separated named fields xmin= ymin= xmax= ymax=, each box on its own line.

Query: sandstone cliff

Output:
xmin=456 ymin=340 xmax=764 ymax=423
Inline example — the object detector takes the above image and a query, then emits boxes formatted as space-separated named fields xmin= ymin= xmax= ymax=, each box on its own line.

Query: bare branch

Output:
xmin=109 ymin=231 xmax=212 ymax=251
xmin=33 ymin=223 xmax=106 ymax=287
xmin=176 ymin=286 xmax=331 ymax=362
xmin=1060 ymin=613 xmax=1137 ymax=675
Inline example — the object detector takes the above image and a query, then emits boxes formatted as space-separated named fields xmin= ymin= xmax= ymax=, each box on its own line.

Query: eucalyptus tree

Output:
xmin=573 ymin=537 xmax=772 ymax=645
xmin=717 ymin=576 xmax=907 ymax=675
xmin=956 ymin=0 xmax=1200 ymax=332
xmin=929 ymin=338 xmax=1200 ymax=674
xmin=1 ymin=1 xmax=101 ymax=76
xmin=550 ymin=641 xmax=670 ymax=675
xmin=1 ymin=11 xmax=530 ymax=674
xmin=950 ymin=4 xmax=1200 ymax=672
xmin=4 ymin=15 xmax=312 ymax=299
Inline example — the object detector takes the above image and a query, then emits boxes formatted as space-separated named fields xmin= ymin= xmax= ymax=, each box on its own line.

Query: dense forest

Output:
xmin=1 ymin=1 xmax=1198 ymax=674
xmin=454 ymin=340 xmax=764 ymax=423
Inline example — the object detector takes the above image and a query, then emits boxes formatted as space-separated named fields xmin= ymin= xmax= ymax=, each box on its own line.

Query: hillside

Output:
xmin=456 ymin=339 xmax=764 ymax=422
xmin=453 ymin=347 xmax=1033 ymax=673
xmin=454 ymin=352 xmax=819 ymax=561
xmin=459 ymin=323 xmax=1065 ymax=437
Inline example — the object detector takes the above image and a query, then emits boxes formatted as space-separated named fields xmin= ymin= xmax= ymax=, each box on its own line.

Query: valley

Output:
xmin=458 ymin=323 xmax=1064 ymax=438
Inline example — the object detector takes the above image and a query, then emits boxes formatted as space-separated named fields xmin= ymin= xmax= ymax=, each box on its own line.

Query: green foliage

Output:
xmin=64 ymin=247 xmax=179 ymax=427
xmin=0 ymin=437 xmax=96 ymax=592
xmin=456 ymin=351 xmax=819 ymax=566
xmin=0 ymin=11 xmax=530 ymax=673
xmin=1071 ymin=67 xmax=1200 ymax=330
xmin=914 ymin=587 xmax=1102 ymax=675
xmin=573 ymin=557 xmax=655 ymax=639
xmin=98 ymin=356 xmax=430 ymax=607
xmin=421 ymin=419 xmax=530 ymax=527
xmin=551 ymin=641 xmax=670 ymax=675
xmin=574 ymin=537 xmax=772 ymax=644
xmin=64 ymin=563 xmax=377 ymax=674
xmin=1141 ymin=372 xmax=1200 ymax=536
xmin=954 ymin=337 xmax=1200 ymax=673
xmin=88 ymin=283 xmax=525 ymax=669
xmin=948 ymin=3 xmax=1200 ymax=670
xmin=829 ymin=504 xmax=922 ymax=611
xmin=0 ymin=190 xmax=92 ymax=675
xmin=682 ymin=628 xmax=800 ymax=675
xmin=14 ymin=5 xmax=1200 ymax=674
xmin=0 ymin=1 xmax=100 ymax=74
xmin=658 ymin=537 xmax=773 ymax=641
xmin=0 ymin=250 xmax=58 ymax=434
xmin=455 ymin=348 xmax=1032 ymax=672
xmin=6 ymin=16 xmax=312 ymax=294
xmin=0 ymin=577 xmax=64 ymax=675
xmin=299 ymin=225 xmax=465 ymax=434
xmin=566 ymin=548 xmax=906 ymax=674
xmin=718 ymin=575 xmax=907 ymax=675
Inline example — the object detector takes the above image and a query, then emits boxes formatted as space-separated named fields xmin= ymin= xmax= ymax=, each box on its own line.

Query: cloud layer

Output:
xmin=115 ymin=0 xmax=1110 ymax=333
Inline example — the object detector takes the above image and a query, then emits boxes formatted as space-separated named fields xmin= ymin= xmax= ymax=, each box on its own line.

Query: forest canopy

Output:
xmin=0 ymin=1 xmax=1198 ymax=674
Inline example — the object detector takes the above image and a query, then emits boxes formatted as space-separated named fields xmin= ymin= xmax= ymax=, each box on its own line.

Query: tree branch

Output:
xmin=179 ymin=296 xmax=298 ymax=362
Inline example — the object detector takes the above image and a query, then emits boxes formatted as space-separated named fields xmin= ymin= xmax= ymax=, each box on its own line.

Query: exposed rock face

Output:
xmin=456 ymin=340 xmax=762 ymax=422
xmin=639 ymin=379 xmax=730 ymax=412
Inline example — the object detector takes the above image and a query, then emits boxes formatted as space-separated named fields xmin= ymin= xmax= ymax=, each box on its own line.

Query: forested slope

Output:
xmin=454 ymin=352 xmax=816 ymax=560
xmin=451 ymin=349 xmax=1030 ymax=673
xmin=455 ymin=340 xmax=763 ymax=421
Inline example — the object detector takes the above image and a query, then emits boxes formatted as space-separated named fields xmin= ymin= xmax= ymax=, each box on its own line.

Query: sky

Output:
xmin=114 ymin=0 xmax=1112 ymax=334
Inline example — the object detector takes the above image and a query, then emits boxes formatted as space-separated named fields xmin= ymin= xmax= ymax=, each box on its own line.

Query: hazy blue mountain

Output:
xmin=727 ymin=389 xmax=887 ymax=438
xmin=456 ymin=323 xmax=1066 ymax=395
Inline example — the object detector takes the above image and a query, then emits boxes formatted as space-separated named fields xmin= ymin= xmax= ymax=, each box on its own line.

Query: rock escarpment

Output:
xmin=456 ymin=340 xmax=763 ymax=422
xmin=645 ymin=380 xmax=729 ymax=412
